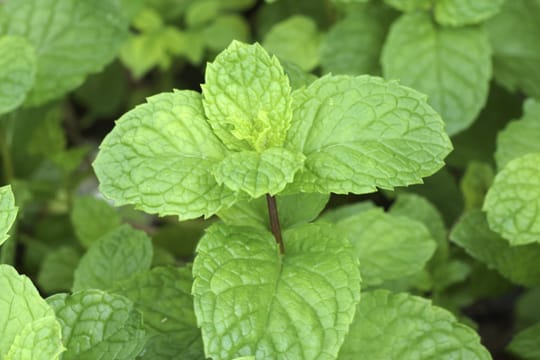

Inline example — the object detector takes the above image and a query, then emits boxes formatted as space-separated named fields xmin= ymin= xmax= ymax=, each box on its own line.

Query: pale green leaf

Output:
xmin=339 ymin=290 xmax=491 ymax=359
xmin=318 ymin=202 xmax=375 ymax=224
xmin=203 ymin=15 xmax=250 ymax=52
xmin=382 ymin=12 xmax=491 ymax=135
xmin=0 ymin=36 xmax=35 ymax=115
xmin=213 ymin=148 xmax=305 ymax=197
xmin=72 ymin=225 xmax=153 ymax=291
xmin=47 ymin=290 xmax=146 ymax=360
xmin=336 ymin=207 xmax=436 ymax=286
xmin=1 ymin=0 xmax=129 ymax=106
xmin=460 ymin=161 xmax=494 ymax=211
xmin=4 ymin=316 xmax=64 ymax=360
xmin=0 ymin=185 xmax=17 ymax=246
xmin=383 ymin=0 xmax=432 ymax=12
xmin=202 ymin=41 xmax=292 ymax=152
xmin=483 ymin=153 xmax=540 ymax=246
xmin=450 ymin=210 xmax=540 ymax=287
xmin=280 ymin=60 xmax=318 ymax=90
xmin=286 ymin=74 xmax=452 ymax=194
xmin=435 ymin=0 xmax=505 ymax=26
xmin=37 ymin=246 xmax=81 ymax=294
xmin=192 ymin=222 xmax=361 ymax=359
xmin=93 ymin=90 xmax=237 ymax=220
xmin=508 ymin=322 xmax=540 ymax=359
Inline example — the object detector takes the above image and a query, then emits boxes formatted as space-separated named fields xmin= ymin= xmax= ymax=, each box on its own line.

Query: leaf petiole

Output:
xmin=266 ymin=194 xmax=284 ymax=254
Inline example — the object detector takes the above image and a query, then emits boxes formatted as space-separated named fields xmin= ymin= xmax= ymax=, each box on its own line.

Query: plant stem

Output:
xmin=266 ymin=194 xmax=284 ymax=254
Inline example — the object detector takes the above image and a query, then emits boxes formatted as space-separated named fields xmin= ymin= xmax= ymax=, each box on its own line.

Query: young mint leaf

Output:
xmin=202 ymin=41 xmax=292 ymax=152
xmin=93 ymin=90 xmax=237 ymax=220
xmin=4 ymin=316 xmax=64 ymax=360
xmin=0 ymin=36 xmax=36 ymax=115
xmin=383 ymin=0 xmax=432 ymax=12
xmin=382 ymin=12 xmax=491 ymax=135
xmin=338 ymin=290 xmax=491 ymax=359
xmin=203 ymin=15 xmax=250 ymax=52
xmin=1 ymin=0 xmax=129 ymax=106
xmin=286 ymin=75 xmax=452 ymax=194
xmin=47 ymin=290 xmax=146 ymax=360
xmin=37 ymin=246 xmax=81 ymax=294
xmin=0 ymin=185 xmax=17 ymax=246
xmin=435 ymin=0 xmax=505 ymax=26
xmin=72 ymin=225 xmax=153 ymax=291
xmin=483 ymin=153 xmax=540 ymax=246
xmin=450 ymin=210 xmax=540 ymax=287
xmin=280 ymin=60 xmax=317 ymax=89
xmin=507 ymin=322 xmax=540 ymax=359
xmin=460 ymin=162 xmax=494 ymax=211
xmin=336 ymin=207 xmax=436 ymax=286
xmin=192 ymin=222 xmax=360 ymax=359
xmin=71 ymin=195 xmax=121 ymax=248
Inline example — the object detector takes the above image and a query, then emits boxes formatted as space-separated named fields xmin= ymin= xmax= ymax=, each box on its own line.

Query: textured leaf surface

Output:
xmin=486 ymin=0 xmax=540 ymax=99
xmin=382 ymin=12 xmax=491 ymax=135
xmin=336 ymin=208 xmax=436 ymax=286
xmin=0 ymin=185 xmax=17 ymax=246
xmin=93 ymin=90 xmax=237 ymax=220
xmin=383 ymin=0 xmax=431 ymax=12
xmin=192 ymin=222 xmax=361 ymax=359
xmin=71 ymin=195 xmax=121 ymax=248
xmin=338 ymin=290 xmax=491 ymax=359
xmin=0 ymin=36 xmax=35 ymax=114
xmin=48 ymin=290 xmax=146 ymax=360
xmin=202 ymin=41 xmax=292 ymax=152
xmin=508 ymin=322 xmax=540 ymax=359
xmin=451 ymin=210 xmax=540 ymax=287
xmin=286 ymin=75 xmax=452 ymax=194
xmin=435 ymin=0 xmax=505 ymax=26
xmin=37 ymin=246 xmax=81 ymax=293
xmin=4 ymin=316 xmax=64 ymax=360
xmin=483 ymin=153 xmax=540 ymax=246
xmin=1 ymin=0 xmax=129 ymax=106
xmin=72 ymin=225 xmax=153 ymax=291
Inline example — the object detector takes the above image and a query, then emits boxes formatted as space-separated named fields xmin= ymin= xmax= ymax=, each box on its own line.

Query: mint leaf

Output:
xmin=1 ymin=0 xmax=129 ymax=106
xmin=203 ymin=15 xmax=250 ymax=52
xmin=47 ymin=290 xmax=146 ymax=360
xmin=286 ymin=75 xmax=452 ymax=194
xmin=460 ymin=162 xmax=494 ymax=211
xmin=71 ymin=195 xmax=121 ymax=248
xmin=319 ymin=202 xmax=375 ymax=224
xmin=435 ymin=0 xmax=505 ymax=26
xmin=202 ymin=41 xmax=292 ymax=152
xmin=93 ymin=90 xmax=237 ymax=220
xmin=37 ymin=246 xmax=81 ymax=294
xmin=4 ymin=316 xmax=64 ymax=360
xmin=280 ymin=60 xmax=317 ymax=89
xmin=483 ymin=153 xmax=540 ymax=246
xmin=382 ymin=12 xmax=491 ymax=135
xmin=339 ymin=290 xmax=491 ymax=359
xmin=508 ymin=322 xmax=540 ymax=359
xmin=383 ymin=0 xmax=432 ymax=12
xmin=192 ymin=222 xmax=360 ymax=359
xmin=336 ymin=207 xmax=436 ymax=286
xmin=451 ymin=210 xmax=540 ymax=287
xmin=0 ymin=36 xmax=35 ymax=115
xmin=0 ymin=185 xmax=17 ymax=246
xmin=213 ymin=148 xmax=305 ymax=197
xmin=72 ymin=225 xmax=153 ymax=291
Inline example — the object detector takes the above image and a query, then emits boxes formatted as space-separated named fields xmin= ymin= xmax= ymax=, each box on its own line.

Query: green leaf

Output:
xmin=263 ymin=15 xmax=321 ymax=71
xmin=508 ymin=322 xmax=540 ymax=359
xmin=496 ymin=99 xmax=540 ymax=170
xmin=483 ymin=153 xmax=540 ymax=246
xmin=192 ymin=222 xmax=361 ymax=359
xmin=460 ymin=161 xmax=494 ymax=211
xmin=382 ymin=12 xmax=491 ymax=135
xmin=47 ymin=290 xmax=146 ymax=360
xmin=435 ymin=0 xmax=505 ymax=26
xmin=0 ymin=185 xmax=17 ymax=246
xmin=4 ymin=316 xmax=64 ymax=360
xmin=93 ymin=90 xmax=237 ymax=220
xmin=203 ymin=15 xmax=250 ymax=52
xmin=112 ymin=266 xmax=204 ymax=360
xmin=70 ymin=195 xmax=121 ymax=248
xmin=319 ymin=202 xmax=375 ymax=224
xmin=486 ymin=0 xmax=540 ymax=99
xmin=286 ymin=74 xmax=452 ymax=194
xmin=383 ymin=0 xmax=432 ymax=12
xmin=1 ymin=0 xmax=129 ymax=106
xmin=0 ymin=36 xmax=36 ymax=115
xmin=37 ymin=246 xmax=81 ymax=294
xmin=280 ymin=60 xmax=318 ymax=90
xmin=336 ymin=207 xmax=436 ymax=286
xmin=213 ymin=148 xmax=305 ymax=197
xmin=72 ymin=225 xmax=153 ymax=291
xmin=202 ymin=41 xmax=292 ymax=152
xmin=450 ymin=210 xmax=540 ymax=287
xmin=338 ymin=290 xmax=491 ymax=359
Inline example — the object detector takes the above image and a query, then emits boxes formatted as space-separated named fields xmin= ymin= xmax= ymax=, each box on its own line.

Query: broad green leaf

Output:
xmin=202 ymin=41 xmax=292 ymax=152
xmin=339 ymin=290 xmax=491 ymax=359
xmin=47 ymin=290 xmax=146 ymax=359
xmin=72 ymin=225 xmax=153 ymax=291
xmin=483 ymin=153 xmax=540 ymax=246
xmin=0 ymin=36 xmax=36 ymax=115
xmin=319 ymin=202 xmax=375 ymax=224
xmin=213 ymin=148 xmax=305 ymax=197
xmin=286 ymin=75 xmax=452 ymax=194
xmin=203 ymin=15 xmax=250 ymax=52
xmin=37 ymin=246 xmax=81 ymax=294
xmin=336 ymin=208 xmax=436 ymax=286
xmin=70 ymin=195 xmax=121 ymax=248
xmin=496 ymin=99 xmax=540 ymax=170
xmin=486 ymin=0 xmax=540 ymax=99
xmin=383 ymin=0 xmax=432 ymax=12
xmin=435 ymin=0 xmax=505 ymax=26
xmin=93 ymin=90 xmax=237 ymax=220
xmin=451 ymin=210 xmax=540 ymax=287
xmin=192 ymin=222 xmax=361 ymax=359
xmin=263 ymin=15 xmax=321 ymax=71
xmin=517 ymin=288 xmax=540 ymax=329
xmin=0 ymin=185 xmax=17 ymax=246
xmin=4 ymin=316 xmax=64 ymax=360
xmin=112 ymin=266 xmax=204 ymax=360
xmin=382 ymin=12 xmax=491 ymax=135
xmin=508 ymin=322 xmax=540 ymax=359
xmin=280 ymin=60 xmax=318 ymax=89
xmin=460 ymin=162 xmax=494 ymax=211
xmin=1 ymin=0 xmax=129 ymax=106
